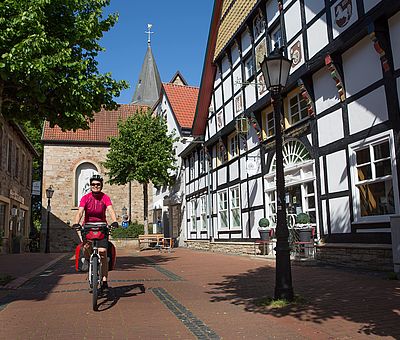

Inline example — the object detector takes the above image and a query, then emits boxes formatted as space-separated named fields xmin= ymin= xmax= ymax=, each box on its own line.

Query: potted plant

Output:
xmin=295 ymin=213 xmax=313 ymax=242
xmin=258 ymin=218 xmax=271 ymax=241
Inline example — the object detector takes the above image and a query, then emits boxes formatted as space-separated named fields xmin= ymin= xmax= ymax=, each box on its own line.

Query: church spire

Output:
xmin=131 ymin=24 xmax=162 ymax=106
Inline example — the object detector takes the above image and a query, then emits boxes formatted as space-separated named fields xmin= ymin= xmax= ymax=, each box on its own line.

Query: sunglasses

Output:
xmin=91 ymin=183 xmax=102 ymax=187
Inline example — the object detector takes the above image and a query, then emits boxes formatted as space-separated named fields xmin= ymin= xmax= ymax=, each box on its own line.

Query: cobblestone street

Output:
xmin=1 ymin=248 xmax=399 ymax=339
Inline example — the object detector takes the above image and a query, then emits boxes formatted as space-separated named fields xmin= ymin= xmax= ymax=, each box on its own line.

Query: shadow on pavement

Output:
xmin=207 ymin=263 xmax=400 ymax=338
xmin=96 ymin=283 xmax=146 ymax=312
xmin=0 ymin=253 xmax=176 ymax=308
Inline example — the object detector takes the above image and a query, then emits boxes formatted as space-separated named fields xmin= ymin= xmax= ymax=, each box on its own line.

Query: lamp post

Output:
xmin=44 ymin=185 xmax=54 ymax=253
xmin=260 ymin=45 xmax=294 ymax=301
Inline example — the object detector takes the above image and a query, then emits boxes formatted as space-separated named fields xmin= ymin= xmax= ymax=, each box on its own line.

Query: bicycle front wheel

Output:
xmin=92 ymin=258 xmax=99 ymax=311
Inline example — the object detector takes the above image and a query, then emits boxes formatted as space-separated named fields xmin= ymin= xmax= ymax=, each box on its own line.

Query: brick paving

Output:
xmin=0 ymin=248 xmax=399 ymax=339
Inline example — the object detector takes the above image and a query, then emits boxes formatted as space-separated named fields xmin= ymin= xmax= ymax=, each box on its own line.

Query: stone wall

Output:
xmin=316 ymin=243 xmax=393 ymax=271
xmin=41 ymin=144 xmax=152 ymax=252
xmin=185 ymin=240 xmax=257 ymax=255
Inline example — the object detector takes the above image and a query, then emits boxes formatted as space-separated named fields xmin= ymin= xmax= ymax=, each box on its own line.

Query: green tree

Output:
xmin=104 ymin=109 xmax=177 ymax=234
xmin=0 ymin=0 xmax=128 ymax=130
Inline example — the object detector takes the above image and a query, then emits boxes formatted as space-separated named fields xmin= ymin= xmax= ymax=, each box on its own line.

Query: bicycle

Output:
xmin=79 ymin=222 xmax=110 ymax=311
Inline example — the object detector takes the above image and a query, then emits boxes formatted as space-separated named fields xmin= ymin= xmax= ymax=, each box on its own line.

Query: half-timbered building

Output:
xmin=182 ymin=0 xmax=400 ymax=270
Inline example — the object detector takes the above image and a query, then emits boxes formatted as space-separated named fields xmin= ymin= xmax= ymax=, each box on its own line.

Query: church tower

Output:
xmin=131 ymin=24 xmax=162 ymax=107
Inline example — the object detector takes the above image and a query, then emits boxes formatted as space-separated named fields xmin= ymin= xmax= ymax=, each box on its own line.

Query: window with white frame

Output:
xmin=288 ymin=92 xmax=308 ymax=125
xmin=190 ymin=199 xmax=198 ymax=231
xmin=216 ymin=141 xmax=226 ymax=167
xmin=189 ymin=154 xmax=195 ymax=180
xmin=218 ymin=191 xmax=228 ymax=229
xmin=228 ymin=133 xmax=239 ymax=160
xmin=244 ymin=55 xmax=254 ymax=80
xmin=199 ymin=149 xmax=205 ymax=174
xmin=200 ymin=196 xmax=207 ymax=230
xmin=75 ymin=162 xmax=98 ymax=206
xmin=271 ymin=26 xmax=282 ymax=49
xmin=351 ymin=135 xmax=398 ymax=219
xmin=263 ymin=108 xmax=275 ymax=138
xmin=230 ymin=187 xmax=241 ymax=228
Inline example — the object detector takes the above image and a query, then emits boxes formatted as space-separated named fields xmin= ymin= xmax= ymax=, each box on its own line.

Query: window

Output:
xmin=190 ymin=199 xmax=198 ymax=231
xmin=288 ymin=93 xmax=308 ymax=125
xmin=15 ymin=146 xmax=19 ymax=179
xmin=244 ymin=56 xmax=254 ymax=80
xmin=200 ymin=196 xmax=207 ymax=230
xmin=26 ymin=159 xmax=31 ymax=187
xmin=21 ymin=153 xmax=25 ymax=183
xmin=7 ymin=138 xmax=12 ymax=173
xmin=253 ymin=11 xmax=266 ymax=40
xmin=75 ymin=162 xmax=98 ymax=206
xmin=230 ymin=187 xmax=241 ymax=228
xmin=263 ymin=108 xmax=275 ymax=138
xmin=189 ymin=154 xmax=195 ymax=180
xmin=216 ymin=141 xmax=227 ymax=167
xmin=228 ymin=133 xmax=239 ymax=160
xmin=271 ymin=26 xmax=282 ymax=49
xmin=218 ymin=191 xmax=228 ymax=229
xmin=353 ymin=138 xmax=396 ymax=218
xmin=199 ymin=149 xmax=205 ymax=174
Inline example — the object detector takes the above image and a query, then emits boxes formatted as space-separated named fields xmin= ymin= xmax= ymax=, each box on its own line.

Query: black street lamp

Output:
xmin=260 ymin=45 xmax=294 ymax=301
xmin=45 ymin=185 xmax=54 ymax=253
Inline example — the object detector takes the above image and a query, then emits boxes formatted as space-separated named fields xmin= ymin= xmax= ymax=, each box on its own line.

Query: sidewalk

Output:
xmin=0 ymin=252 xmax=68 ymax=289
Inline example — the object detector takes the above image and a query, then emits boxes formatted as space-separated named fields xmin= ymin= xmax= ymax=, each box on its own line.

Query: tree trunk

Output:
xmin=143 ymin=182 xmax=148 ymax=234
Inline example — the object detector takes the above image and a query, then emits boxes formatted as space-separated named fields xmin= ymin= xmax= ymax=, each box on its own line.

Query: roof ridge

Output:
xmin=163 ymin=82 xmax=199 ymax=90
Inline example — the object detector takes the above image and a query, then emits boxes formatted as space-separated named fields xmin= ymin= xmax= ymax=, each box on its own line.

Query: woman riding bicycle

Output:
xmin=72 ymin=174 xmax=118 ymax=293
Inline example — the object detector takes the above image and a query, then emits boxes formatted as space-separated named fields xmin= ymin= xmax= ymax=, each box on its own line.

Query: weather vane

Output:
xmin=145 ymin=24 xmax=154 ymax=45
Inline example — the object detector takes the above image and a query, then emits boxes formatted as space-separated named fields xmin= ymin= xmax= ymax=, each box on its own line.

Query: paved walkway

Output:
xmin=0 ymin=248 xmax=399 ymax=339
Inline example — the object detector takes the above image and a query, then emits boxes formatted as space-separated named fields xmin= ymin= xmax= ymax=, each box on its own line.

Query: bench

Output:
xmin=138 ymin=234 xmax=164 ymax=251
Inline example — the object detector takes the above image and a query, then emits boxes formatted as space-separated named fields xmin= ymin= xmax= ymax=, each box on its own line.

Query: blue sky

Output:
xmin=97 ymin=0 xmax=214 ymax=104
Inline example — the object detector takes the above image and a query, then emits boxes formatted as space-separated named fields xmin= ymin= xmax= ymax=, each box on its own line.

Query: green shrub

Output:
xmin=258 ymin=218 xmax=270 ymax=228
xmin=296 ymin=213 xmax=310 ymax=224
xmin=111 ymin=222 xmax=144 ymax=238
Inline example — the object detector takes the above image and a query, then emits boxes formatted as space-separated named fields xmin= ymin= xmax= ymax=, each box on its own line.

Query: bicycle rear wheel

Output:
xmin=92 ymin=258 xmax=99 ymax=311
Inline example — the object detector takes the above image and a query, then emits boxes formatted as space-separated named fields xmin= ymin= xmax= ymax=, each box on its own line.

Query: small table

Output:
xmin=254 ymin=240 xmax=275 ymax=256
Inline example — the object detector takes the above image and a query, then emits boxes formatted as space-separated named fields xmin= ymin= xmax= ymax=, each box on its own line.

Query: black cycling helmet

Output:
xmin=89 ymin=174 xmax=103 ymax=184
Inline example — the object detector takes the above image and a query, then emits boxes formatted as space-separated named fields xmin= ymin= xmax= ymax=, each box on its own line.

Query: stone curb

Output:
xmin=4 ymin=253 xmax=68 ymax=290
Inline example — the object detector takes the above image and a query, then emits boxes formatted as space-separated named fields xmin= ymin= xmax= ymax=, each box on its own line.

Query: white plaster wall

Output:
xmin=343 ymin=37 xmax=382 ymax=97
xmin=225 ymin=100 xmax=234 ymax=124
xmin=221 ymin=55 xmax=230 ymax=79
xmin=319 ymin=157 xmax=325 ymax=195
xmin=223 ymin=75 xmax=232 ymax=102
xmin=317 ymin=109 xmax=344 ymax=147
xmin=217 ymin=167 xmax=227 ymax=185
xmin=329 ymin=197 xmax=351 ymax=234
xmin=229 ymin=159 xmax=239 ymax=181
xmin=209 ymin=117 xmax=216 ymax=138
xmin=212 ymin=171 xmax=217 ymax=191
xmin=241 ymin=30 xmax=252 ymax=56
xmin=322 ymin=199 xmax=328 ymax=234
xmin=348 ymin=86 xmax=388 ymax=135
xmin=285 ymin=0 xmax=301 ymax=42
xmin=248 ymin=177 xmax=263 ymax=207
xmin=304 ymin=0 xmax=324 ymax=23
xmin=326 ymin=150 xmax=348 ymax=193
xmin=389 ymin=11 xmax=400 ymax=71
xmin=241 ymin=182 xmax=248 ymax=209
xmin=231 ymin=43 xmax=240 ymax=67
xmin=307 ymin=15 xmax=329 ymax=59
xmin=313 ymin=66 xmax=340 ymax=113
xmin=240 ymin=156 xmax=247 ymax=180
xmin=233 ymin=66 xmax=242 ymax=94
xmin=215 ymin=86 xmax=223 ymax=111
xmin=250 ymin=208 xmax=265 ymax=238
xmin=242 ymin=212 xmax=249 ymax=238
xmin=331 ymin=0 xmax=358 ymax=39
xmin=364 ymin=0 xmax=381 ymax=13
xmin=245 ymin=82 xmax=256 ymax=109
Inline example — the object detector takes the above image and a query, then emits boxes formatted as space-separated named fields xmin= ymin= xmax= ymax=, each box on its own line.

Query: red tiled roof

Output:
xmin=163 ymin=83 xmax=199 ymax=129
xmin=42 ymin=104 xmax=148 ymax=143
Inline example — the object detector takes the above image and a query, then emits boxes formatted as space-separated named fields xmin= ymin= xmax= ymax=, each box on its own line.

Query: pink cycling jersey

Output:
xmin=79 ymin=192 xmax=112 ymax=225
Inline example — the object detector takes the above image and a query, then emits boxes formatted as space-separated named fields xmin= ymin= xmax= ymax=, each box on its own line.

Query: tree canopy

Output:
xmin=103 ymin=109 xmax=177 ymax=232
xmin=0 ymin=0 xmax=128 ymax=130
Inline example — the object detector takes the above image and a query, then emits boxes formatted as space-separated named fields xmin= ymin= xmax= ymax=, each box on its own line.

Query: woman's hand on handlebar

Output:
xmin=110 ymin=221 xmax=119 ymax=230
xmin=72 ymin=223 xmax=81 ymax=230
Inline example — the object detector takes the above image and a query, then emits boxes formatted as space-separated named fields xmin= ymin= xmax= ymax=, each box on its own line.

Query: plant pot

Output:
xmin=297 ymin=228 xmax=313 ymax=242
xmin=259 ymin=229 xmax=270 ymax=241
